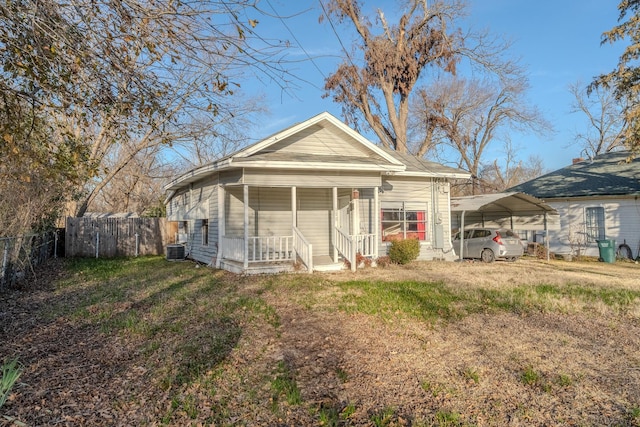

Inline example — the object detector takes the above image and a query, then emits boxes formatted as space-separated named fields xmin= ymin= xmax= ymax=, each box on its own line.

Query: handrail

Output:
xmin=334 ymin=227 xmax=356 ymax=272
xmin=293 ymin=226 xmax=313 ymax=272
xmin=335 ymin=228 xmax=376 ymax=271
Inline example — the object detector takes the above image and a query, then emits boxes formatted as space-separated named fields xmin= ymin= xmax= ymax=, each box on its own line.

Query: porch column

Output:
xmin=291 ymin=186 xmax=297 ymax=228
xmin=351 ymin=189 xmax=361 ymax=236
xmin=243 ymin=184 xmax=249 ymax=269
xmin=216 ymin=185 xmax=225 ymax=269
xmin=332 ymin=187 xmax=338 ymax=262
xmin=373 ymin=187 xmax=379 ymax=259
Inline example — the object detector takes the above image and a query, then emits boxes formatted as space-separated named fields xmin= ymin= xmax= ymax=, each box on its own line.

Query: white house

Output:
xmin=163 ymin=112 xmax=470 ymax=274
xmin=508 ymin=150 xmax=640 ymax=259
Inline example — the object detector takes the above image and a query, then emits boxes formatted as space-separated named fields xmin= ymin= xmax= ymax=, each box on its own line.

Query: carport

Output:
xmin=450 ymin=192 xmax=559 ymax=261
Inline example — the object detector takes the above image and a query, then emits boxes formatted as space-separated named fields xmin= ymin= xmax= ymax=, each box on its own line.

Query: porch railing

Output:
xmin=334 ymin=227 xmax=376 ymax=272
xmin=353 ymin=233 xmax=376 ymax=257
xmin=221 ymin=235 xmax=295 ymax=264
xmin=334 ymin=227 xmax=356 ymax=271
xmin=293 ymin=226 xmax=313 ymax=272
xmin=248 ymin=236 xmax=294 ymax=262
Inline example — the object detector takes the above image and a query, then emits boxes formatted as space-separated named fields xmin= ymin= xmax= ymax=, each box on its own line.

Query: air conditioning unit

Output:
xmin=166 ymin=244 xmax=185 ymax=261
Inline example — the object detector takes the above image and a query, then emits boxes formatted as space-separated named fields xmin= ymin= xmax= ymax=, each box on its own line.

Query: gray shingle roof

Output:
xmin=380 ymin=147 xmax=469 ymax=177
xmin=508 ymin=150 xmax=640 ymax=199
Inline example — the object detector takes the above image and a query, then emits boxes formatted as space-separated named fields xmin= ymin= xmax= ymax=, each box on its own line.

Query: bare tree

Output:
xmin=1 ymin=0 xmax=289 ymax=219
xmin=412 ymin=75 xmax=550 ymax=194
xmin=322 ymin=0 xmax=463 ymax=153
xmin=477 ymin=142 xmax=545 ymax=194
xmin=592 ymin=0 xmax=640 ymax=152
xmin=569 ymin=81 xmax=626 ymax=159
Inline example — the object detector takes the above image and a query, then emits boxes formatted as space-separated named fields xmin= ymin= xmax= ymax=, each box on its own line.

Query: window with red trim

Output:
xmin=381 ymin=204 xmax=427 ymax=241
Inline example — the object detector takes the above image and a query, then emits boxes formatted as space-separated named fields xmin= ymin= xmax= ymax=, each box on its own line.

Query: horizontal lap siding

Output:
xmin=225 ymin=187 xmax=250 ymax=237
xmin=252 ymin=188 xmax=292 ymax=237
xmin=224 ymin=187 xmax=292 ymax=238
xmin=297 ymin=188 xmax=332 ymax=256
xmin=267 ymin=124 xmax=372 ymax=157
xmin=548 ymin=197 xmax=640 ymax=258
xmin=187 ymin=180 xmax=218 ymax=265
xmin=357 ymin=188 xmax=375 ymax=234
xmin=379 ymin=177 xmax=454 ymax=260
xmin=242 ymin=169 xmax=381 ymax=188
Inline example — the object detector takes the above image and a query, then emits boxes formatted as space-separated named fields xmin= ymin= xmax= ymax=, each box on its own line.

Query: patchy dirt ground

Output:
xmin=2 ymin=257 xmax=640 ymax=426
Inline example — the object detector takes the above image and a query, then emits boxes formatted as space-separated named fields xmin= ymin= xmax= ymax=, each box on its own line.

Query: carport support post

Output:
xmin=544 ymin=212 xmax=549 ymax=262
xmin=458 ymin=211 xmax=466 ymax=261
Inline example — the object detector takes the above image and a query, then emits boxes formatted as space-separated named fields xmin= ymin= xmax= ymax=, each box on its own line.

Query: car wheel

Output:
xmin=481 ymin=249 xmax=495 ymax=263
xmin=506 ymin=256 xmax=518 ymax=262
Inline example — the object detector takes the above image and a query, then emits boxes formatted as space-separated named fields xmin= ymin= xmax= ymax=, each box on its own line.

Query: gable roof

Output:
xmin=164 ymin=112 xmax=469 ymax=191
xmin=508 ymin=150 xmax=640 ymax=199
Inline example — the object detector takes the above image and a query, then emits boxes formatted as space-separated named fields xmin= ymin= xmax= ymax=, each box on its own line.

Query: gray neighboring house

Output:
xmin=508 ymin=150 xmax=640 ymax=258
xmin=163 ymin=112 xmax=469 ymax=274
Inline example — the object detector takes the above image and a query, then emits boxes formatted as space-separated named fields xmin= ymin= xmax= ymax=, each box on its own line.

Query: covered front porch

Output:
xmin=216 ymin=185 xmax=379 ymax=274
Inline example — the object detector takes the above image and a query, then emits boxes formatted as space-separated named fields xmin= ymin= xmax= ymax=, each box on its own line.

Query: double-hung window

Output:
xmin=381 ymin=202 xmax=427 ymax=241
xmin=585 ymin=206 xmax=605 ymax=242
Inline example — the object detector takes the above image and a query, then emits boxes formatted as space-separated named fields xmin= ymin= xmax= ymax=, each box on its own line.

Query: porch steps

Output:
xmin=312 ymin=255 xmax=345 ymax=272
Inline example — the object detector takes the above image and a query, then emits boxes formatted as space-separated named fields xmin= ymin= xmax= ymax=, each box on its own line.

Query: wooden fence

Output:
xmin=65 ymin=217 xmax=170 ymax=258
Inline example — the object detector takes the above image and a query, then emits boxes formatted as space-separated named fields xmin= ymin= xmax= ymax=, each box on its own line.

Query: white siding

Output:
xmin=243 ymin=169 xmax=381 ymax=188
xmin=186 ymin=179 xmax=219 ymax=265
xmin=379 ymin=177 xmax=456 ymax=260
xmin=297 ymin=188 xmax=333 ymax=256
xmin=547 ymin=197 xmax=640 ymax=258
xmin=266 ymin=123 xmax=380 ymax=159
xmin=224 ymin=187 xmax=292 ymax=238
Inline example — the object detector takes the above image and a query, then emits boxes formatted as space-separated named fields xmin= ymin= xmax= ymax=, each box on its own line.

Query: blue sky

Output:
xmin=240 ymin=0 xmax=624 ymax=171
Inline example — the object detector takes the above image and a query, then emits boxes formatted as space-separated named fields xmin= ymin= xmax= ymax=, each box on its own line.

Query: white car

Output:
xmin=453 ymin=228 xmax=524 ymax=262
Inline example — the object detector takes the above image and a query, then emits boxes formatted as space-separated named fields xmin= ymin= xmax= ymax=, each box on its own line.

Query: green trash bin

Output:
xmin=596 ymin=239 xmax=616 ymax=263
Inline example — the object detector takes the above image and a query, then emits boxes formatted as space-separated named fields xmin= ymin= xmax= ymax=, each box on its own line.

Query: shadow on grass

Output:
xmin=45 ymin=257 xmax=248 ymax=390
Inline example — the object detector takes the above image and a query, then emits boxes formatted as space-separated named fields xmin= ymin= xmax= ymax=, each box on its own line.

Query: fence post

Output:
xmin=54 ymin=230 xmax=58 ymax=259
xmin=135 ymin=233 xmax=139 ymax=257
xmin=96 ymin=231 xmax=100 ymax=259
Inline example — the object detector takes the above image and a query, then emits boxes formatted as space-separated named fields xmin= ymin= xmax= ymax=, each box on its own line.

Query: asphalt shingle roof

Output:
xmin=380 ymin=147 xmax=469 ymax=177
xmin=508 ymin=150 xmax=640 ymax=199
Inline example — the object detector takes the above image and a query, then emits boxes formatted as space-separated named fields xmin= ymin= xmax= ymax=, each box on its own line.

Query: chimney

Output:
xmin=572 ymin=158 xmax=584 ymax=165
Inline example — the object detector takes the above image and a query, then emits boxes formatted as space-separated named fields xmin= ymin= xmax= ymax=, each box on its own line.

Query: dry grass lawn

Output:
xmin=2 ymin=256 xmax=640 ymax=426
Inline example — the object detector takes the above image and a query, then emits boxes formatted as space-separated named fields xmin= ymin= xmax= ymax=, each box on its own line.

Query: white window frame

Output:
xmin=381 ymin=202 xmax=429 ymax=242
xmin=585 ymin=206 xmax=605 ymax=243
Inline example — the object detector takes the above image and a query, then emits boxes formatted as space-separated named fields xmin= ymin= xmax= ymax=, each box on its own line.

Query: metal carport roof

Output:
xmin=450 ymin=192 xmax=559 ymax=261
xmin=451 ymin=192 xmax=558 ymax=216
